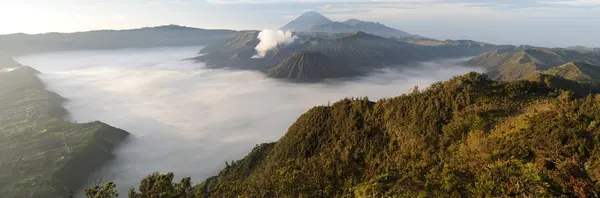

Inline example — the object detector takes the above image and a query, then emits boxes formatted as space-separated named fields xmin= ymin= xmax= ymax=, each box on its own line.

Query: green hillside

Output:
xmin=543 ymin=62 xmax=600 ymax=82
xmin=0 ymin=67 xmax=129 ymax=198
xmin=85 ymin=72 xmax=600 ymax=197
xmin=467 ymin=47 xmax=600 ymax=81
xmin=191 ymin=72 xmax=600 ymax=197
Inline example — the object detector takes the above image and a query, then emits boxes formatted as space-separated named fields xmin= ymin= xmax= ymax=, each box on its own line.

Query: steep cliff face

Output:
xmin=0 ymin=67 xmax=129 ymax=198
xmin=50 ymin=122 xmax=129 ymax=197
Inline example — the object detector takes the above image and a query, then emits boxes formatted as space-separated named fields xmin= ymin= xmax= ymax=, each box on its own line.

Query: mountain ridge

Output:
xmin=194 ymin=30 xmax=503 ymax=81
xmin=307 ymin=19 xmax=412 ymax=38
xmin=467 ymin=47 xmax=600 ymax=81
xmin=280 ymin=11 xmax=334 ymax=32
xmin=0 ymin=67 xmax=130 ymax=197
xmin=191 ymin=72 xmax=600 ymax=197
xmin=542 ymin=61 xmax=600 ymax=82
xmin=0 ymin=25 xmax=237 ymax=55
xmin=281 ymin=11 xmax=412 ymax=38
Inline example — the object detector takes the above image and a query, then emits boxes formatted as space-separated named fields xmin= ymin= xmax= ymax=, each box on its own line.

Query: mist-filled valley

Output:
xmin=2 ymin=1 xmax=600 ymax=196
xmin=14 ymin=46 xmax=479 ymax=194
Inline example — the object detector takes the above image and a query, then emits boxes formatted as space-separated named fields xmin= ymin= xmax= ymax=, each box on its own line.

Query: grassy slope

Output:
xmin=543 ymin=62 xmax=600 ymax=82
xmin=0 ymin=67 xmax=129 ymax=198
xmin=195 ymin=72 xmax=600 ymax=197
xmin=468 ymin=47 xmax=600 ymax=81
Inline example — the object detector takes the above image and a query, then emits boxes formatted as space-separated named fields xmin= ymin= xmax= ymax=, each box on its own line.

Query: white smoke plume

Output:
xmin=253 ymin=29 xmax=298 ymax=58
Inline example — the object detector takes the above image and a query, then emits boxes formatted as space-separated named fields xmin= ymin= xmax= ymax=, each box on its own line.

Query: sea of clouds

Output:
xmin=16 ymin=46 xmax=480 ymax=196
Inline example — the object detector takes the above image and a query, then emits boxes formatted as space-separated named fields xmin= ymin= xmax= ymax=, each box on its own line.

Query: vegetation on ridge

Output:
xmin=0 ymin=67 xmax=129 ymax=198
xmin=542 ymin=62 xmax=600 ymax=82
xmin=88 ymin=72 xmax=600 ymax=197
xmin=467 ymin=47 xmax=600 ymax=81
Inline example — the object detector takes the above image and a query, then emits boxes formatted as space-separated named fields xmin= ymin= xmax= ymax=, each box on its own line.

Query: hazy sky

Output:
xmin=1 ymin=0 xmax=599 ymax=47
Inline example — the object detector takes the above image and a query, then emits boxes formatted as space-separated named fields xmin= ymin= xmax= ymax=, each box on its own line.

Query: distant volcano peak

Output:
xmin=300 ymin=11 xmax=325 ymax=17
xmin=280 ymin=11 xmax=333 ymax=31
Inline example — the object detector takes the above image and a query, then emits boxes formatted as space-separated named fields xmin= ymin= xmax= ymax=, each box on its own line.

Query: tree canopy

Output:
xmin=88 ymin=72 xmax=600 ymax=197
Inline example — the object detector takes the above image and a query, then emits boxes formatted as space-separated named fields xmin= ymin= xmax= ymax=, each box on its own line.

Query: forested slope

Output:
xmin=86 ymin=72 xmax=600 ymax=197
xmin=195 ymin=72 xmax=600 ymax=197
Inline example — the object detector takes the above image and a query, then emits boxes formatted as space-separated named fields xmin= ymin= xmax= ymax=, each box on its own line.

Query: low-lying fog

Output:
xmin=16 ymin=46 xmax=481 ymax=195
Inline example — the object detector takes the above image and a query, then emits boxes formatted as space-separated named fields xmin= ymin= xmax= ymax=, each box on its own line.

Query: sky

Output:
xmin=0 ymin=0 xmax=599 ymax=47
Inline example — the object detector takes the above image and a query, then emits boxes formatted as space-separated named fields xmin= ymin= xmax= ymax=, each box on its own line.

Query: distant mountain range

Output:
xmin=192 ymin=11 xmax=526 ymax=82
xmin=566 ymin=46 xmax=600 ymax=53
xmin=194 ymin=31 xmax=503 ymax=81
xmin=280 ymin=11 xmax=412 ymax=38
xmin=467 ymin=46 xmax=600 ymax=81
xmin=280 ymin=11 xmax=334 ymax=32
xmin=0 ymin=25 xmax=236 ymax=55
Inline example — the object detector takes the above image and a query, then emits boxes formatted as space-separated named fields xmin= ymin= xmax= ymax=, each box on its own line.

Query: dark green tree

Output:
xmin=128 ymin=172 xmax=193 ymax=198
xmin=84 ymin=181 xmax=118 ymax=198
